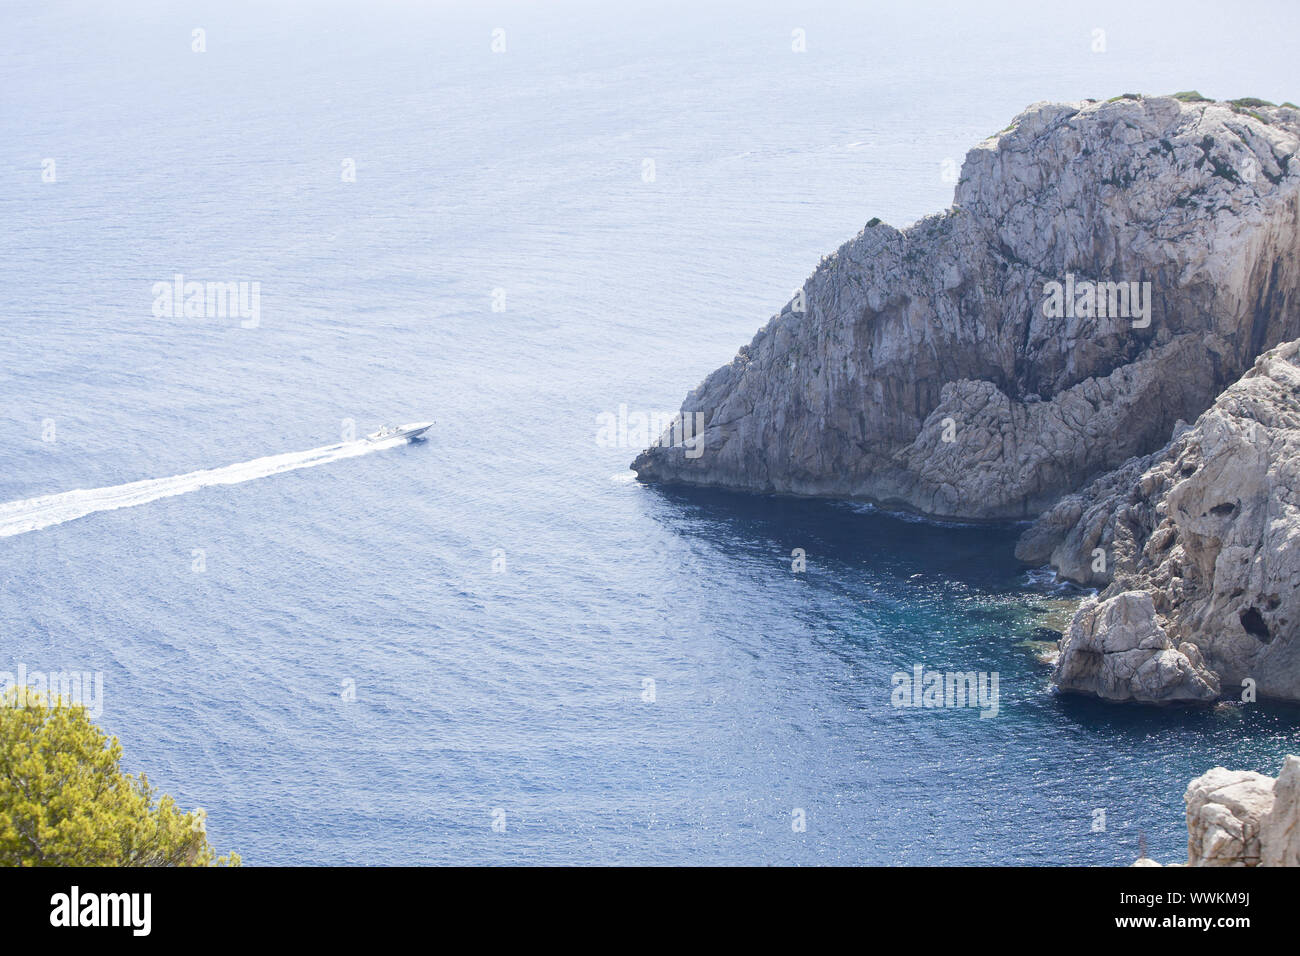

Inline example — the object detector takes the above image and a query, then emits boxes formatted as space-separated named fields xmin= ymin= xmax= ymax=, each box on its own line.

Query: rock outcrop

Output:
xmin=634 ymin=96 xmax=1300 ymax=520
xmin=1029 ymin=338 xmax=1300 ymax=702
xmin=1260 ymin=755 xmax=1300 ymax=866
xmin=1056 ymin=591 xmax=1220 ymax=703
xmin=1140 ymin=756 xmax=1300 ymax=866
xmin=1185 ymin=766 xmax=1275 ymax=865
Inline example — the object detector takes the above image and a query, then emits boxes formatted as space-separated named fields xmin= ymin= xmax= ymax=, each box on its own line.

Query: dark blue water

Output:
xmin=2 ymin=0 xmax=1298 ymax=865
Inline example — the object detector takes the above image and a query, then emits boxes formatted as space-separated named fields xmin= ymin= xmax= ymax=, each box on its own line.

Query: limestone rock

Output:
xmin=1030 ymin=338 xmax=1300 ymax=701
xmin=634 ymin=97 xmax=1300 ymax=520
xmin=1185 ymin=767 xmax=1276 ymax=865
xmin=1260 ymin=755 xmax=1300 ymax=866
xmin=1055 ymin=591 xmax=1219 ymax=702
xmin=1155 ymin=758 xmax=1300 ymax=866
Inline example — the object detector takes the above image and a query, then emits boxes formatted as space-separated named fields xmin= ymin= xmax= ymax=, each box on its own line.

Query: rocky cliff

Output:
xmin=1026 ymin=337 xmax=1300 ymax=702
xmin=1136 ymin=755 xmax=1300 ymax=866
xmin=634 ymin=96 xmax=1300 ymax=520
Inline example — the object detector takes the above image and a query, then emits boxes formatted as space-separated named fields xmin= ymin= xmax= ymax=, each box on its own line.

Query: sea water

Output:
xmin=2 ymin=0 xmax=1298 ymax=864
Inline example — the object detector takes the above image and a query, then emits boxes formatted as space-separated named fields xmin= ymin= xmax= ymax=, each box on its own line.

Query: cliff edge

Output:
xmin=634 ymin=95 xmax=1300 ymax=520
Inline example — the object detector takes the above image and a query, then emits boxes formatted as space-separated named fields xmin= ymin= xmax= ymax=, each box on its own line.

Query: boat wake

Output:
xmin=0 ymin=436 xmax=410 ymax=538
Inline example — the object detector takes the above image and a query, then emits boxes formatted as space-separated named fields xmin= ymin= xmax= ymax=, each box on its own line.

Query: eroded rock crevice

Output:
xmin=1023 ymin=338 xmax=1300 ymax=703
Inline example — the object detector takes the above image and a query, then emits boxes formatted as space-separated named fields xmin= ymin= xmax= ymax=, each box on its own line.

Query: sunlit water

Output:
xmin=2 ymin=0 xmax=1298 ymax=864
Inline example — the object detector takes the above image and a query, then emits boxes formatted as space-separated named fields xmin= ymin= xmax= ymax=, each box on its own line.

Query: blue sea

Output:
xmin=2 ymin=0 xmax=1299 ymax=865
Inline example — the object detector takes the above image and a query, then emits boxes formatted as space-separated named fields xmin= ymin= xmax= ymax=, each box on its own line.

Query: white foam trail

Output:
xmin=0 ymin=436 xmax=409 ymax=538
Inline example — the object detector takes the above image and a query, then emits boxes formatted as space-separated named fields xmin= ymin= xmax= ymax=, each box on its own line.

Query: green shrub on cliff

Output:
xmin=1229 ymin=96 xmax=1276 ymax=108
xmin=0 ymin=690 xmax=240 ymax=866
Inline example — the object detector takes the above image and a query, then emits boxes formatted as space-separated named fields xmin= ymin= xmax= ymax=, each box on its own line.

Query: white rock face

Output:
xmin=1141 ymin=757 xmax=1300 ymax=866
xmin=1260 ymin=755 xmax=1300 ymax=866
xmin=1185 ymin=767 xmax=1275 ymax=865
xmin=635 ymin=97 xmax=1300 ymax=520
xmin=1029 ymin=338 xmax=1300 ymax=701
xmin=1056 ymin=591 xmax=1220 ymax=702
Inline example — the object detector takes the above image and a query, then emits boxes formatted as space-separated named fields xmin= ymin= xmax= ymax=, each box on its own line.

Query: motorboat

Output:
xmin=366 ymin=421 xmax=434 ymax=442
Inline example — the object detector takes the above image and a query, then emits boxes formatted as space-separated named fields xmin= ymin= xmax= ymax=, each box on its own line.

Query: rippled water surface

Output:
xmin=2 ymin=0 xmax=1298 ymax=864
